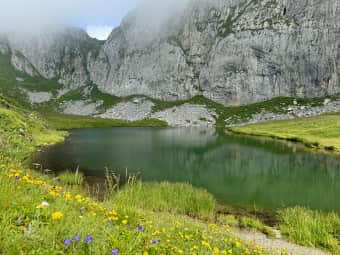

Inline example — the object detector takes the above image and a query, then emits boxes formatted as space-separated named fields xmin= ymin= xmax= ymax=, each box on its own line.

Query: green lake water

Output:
xmin=34 ymin=127 xmax=340 ymax=212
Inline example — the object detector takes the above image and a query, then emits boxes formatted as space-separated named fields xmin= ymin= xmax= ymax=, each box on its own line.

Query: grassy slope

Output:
xmin=0 ymin=96 xmax=283 ymax=255
xmin=230 ymin=113 xmax=340 ymax=153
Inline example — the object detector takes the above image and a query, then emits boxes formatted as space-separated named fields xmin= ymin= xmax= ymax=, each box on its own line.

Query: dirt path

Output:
xmin=233 ymin=228 xmax=329 ymax=255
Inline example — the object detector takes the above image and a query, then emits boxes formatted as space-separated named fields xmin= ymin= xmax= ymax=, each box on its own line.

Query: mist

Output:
xmin=0 ymin=0 xmax=142 ymax=35
xmin=123 ymin=0 xmax=192 ymax=29
xmin=0 ymin=0 xmax=196 ymax=39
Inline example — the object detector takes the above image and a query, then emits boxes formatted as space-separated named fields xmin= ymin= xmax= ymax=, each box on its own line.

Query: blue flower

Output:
xmin=151 ymin=240 xmax=159 ymax=245
xmin=74 ymin=234 xmax=80 ymax=242
xmin=86 ymin=235 xmax=93 ymax=244
xmin=64 ymin=238 xmax=71 ymax=246
xmin=138 ymin=225 xmax=143 ymax=232
xmin=111 ymin=249 xmax=118 ymax=255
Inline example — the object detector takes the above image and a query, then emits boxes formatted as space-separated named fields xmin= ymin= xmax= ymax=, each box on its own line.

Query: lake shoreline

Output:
xmin=1 ymin=92 xmax=339 ymax=254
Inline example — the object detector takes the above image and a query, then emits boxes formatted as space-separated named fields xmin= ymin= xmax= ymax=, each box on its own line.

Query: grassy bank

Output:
xmin=230 ymin=113 xmax=340 ymax=153
xmin=43 ymin=113 xmax=167 ymax=130
xmin=1 ymin=95 xmax=339 ymax=254
xmin=0 ymin=96 xmax=285 ymax=255
xmin=278 ymin=207 xmax=340 ymax=253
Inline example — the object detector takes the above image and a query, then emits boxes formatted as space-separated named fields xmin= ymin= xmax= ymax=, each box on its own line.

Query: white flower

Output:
xmin=42 ymin=201 xmax=49 ymax=207
xmin=36 ymin=201 xmax=49 ymax=209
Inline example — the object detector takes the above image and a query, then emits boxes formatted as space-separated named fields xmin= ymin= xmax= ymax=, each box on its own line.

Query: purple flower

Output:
xmin=111 ymin=249 xmax=118 ymax=255
xmin=151 ymin=240 xmax=159 ymax=245
xmin=17 ymin=217 xmax=22 ymax=225
xmin=108 ymin=220 xmax=113 ymax=227
xmin=86 ymin=235 xmax=93 ymax=244
xmin=138 ymin=225 xmax=143 ymax=232
xmin=74 ymin=234 xmax=80 ymax=242
xmin=64 ymin=238 xmax=71 ymax=246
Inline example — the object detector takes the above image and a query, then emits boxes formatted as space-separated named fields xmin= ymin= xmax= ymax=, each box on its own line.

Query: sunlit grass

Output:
xmin=231 ymin=113 xmax=340 ymax=153
xmin=1 ymin=93 xmax=339 ymax=254
xmin=58 ymin=169 xmax=84 ymax=185
xmin=0 ymin=166 xmax=282 ymax=255
xmin=0 ymin=96 xmax=282 ymax=255
xmin=111 ymin=181 xmax=216 ymax=219
xmin=279 ymin=207 xmax=340 ymax=253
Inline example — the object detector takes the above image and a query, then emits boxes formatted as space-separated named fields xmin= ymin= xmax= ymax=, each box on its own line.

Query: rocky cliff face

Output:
xmin=2 ymin=27 xmax=103 ymax=88
xmin=1 ymin=0 xmax=340 ymax=106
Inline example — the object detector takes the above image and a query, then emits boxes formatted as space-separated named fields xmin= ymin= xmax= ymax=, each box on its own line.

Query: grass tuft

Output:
xmin=278 ymin=207 xmax=340 ymax=253
xmin=58 ymin=168 xmax=84 ymax=185
xmin=111 ymin=182 xmax=216 ymax=219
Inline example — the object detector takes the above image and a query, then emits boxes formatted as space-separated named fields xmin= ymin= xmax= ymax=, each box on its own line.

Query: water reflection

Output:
xmin=34 ymin=127 xmax=340 ymax=212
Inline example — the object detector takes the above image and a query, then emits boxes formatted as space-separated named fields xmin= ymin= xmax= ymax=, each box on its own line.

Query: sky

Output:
xmin=0 ymin=0 xmax=143 ymax=40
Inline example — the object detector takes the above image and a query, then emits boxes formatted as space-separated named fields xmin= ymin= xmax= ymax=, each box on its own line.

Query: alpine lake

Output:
xmin=33 ymin=127 xmax=340 ymax=213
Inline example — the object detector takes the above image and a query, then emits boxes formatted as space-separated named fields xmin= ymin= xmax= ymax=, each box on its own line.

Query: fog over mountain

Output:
xmin=0 ymin=0 xmax=193 ymax=36
xmin=0 ymin=0 xmax=143 ymax=35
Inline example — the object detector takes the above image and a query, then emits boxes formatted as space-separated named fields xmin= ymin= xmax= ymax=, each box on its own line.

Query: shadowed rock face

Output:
xmin=2 ymin=0 xmax=340 ymax=106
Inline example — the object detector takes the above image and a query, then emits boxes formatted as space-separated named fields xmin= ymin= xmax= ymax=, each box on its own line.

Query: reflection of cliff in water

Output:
xmin=33 ymin=127 xmax=340 ymax=212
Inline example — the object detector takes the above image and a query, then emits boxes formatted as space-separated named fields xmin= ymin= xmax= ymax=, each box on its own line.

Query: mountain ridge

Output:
xmin=0 ymin=0 xmax=339 ymax=110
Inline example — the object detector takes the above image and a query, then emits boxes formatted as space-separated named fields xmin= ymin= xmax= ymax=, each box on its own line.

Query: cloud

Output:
xmin=0 ymin=0 xmax=142 ymax=34
xmin=86 ymin=25 xmax=113 ymax=40
xmin=0 ymin=0 xmax=196 ymax=38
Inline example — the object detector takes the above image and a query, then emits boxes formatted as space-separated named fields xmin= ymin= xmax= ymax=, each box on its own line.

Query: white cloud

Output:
xmin=86 ymin=25 xmax=113 ymax=40
xmin=0 ymin=0 xmax=142 ymax=34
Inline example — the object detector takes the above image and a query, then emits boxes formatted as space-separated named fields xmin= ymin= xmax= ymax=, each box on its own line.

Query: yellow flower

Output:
xmin=121 ymin=219 xmax=128 ymax=225
xmin=213 ymin=247 xmax=219 ymax=254
xmin=143 ymin=251 xmax=149 ymax=255
xmin=52 ymin=211 xmax=63 ymax=220
xmin=64 ymin=192 xmax=72 ymax=200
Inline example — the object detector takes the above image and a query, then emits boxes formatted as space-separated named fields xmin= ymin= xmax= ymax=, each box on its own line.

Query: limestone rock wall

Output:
xmin=2 ymin=0 xmax=339 ymax=106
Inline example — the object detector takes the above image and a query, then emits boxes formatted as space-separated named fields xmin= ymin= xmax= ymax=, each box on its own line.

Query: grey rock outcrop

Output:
xmin=11 ymin=51 xmax=39 ymax=77
xmin=152 ymin=104 xmax=217 ymax=127
xmin=2 ymin=0 xmax=340 ymax=107
xmin=99 ymin=98 xmax=154 ymax=121
xmin=62 ymin=100 xmax=103 ymax=116
xmin=227 ymin=99 xmax=340 ymax=126
xmin=23 ymin=90 xmax=53 ymax=104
